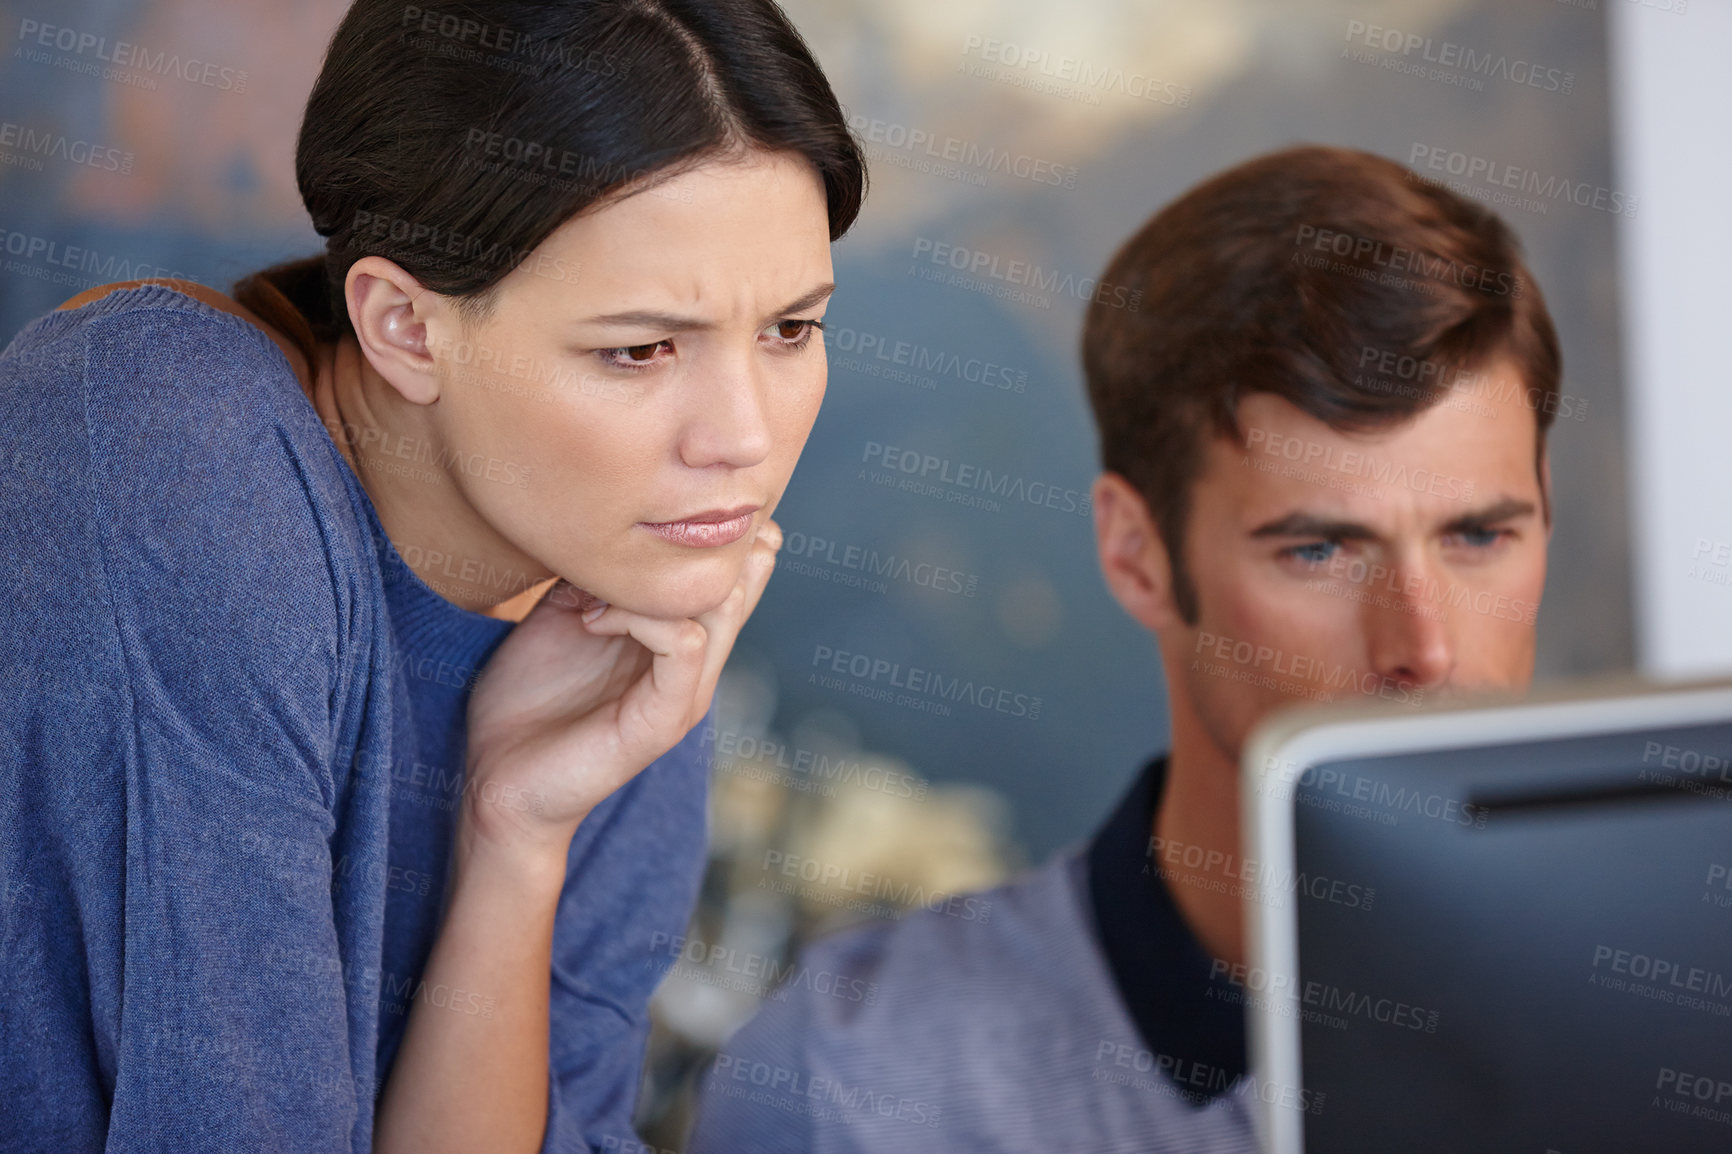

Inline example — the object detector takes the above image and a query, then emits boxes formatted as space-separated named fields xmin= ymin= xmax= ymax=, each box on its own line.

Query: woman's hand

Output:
xmin=376 ymin=520 xmax=782 ymax=1154
xmin=460 ymin=519 xmax=783 ymax=854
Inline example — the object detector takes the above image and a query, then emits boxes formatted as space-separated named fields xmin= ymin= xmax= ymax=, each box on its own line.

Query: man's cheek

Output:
xmin=1455 ymin=597 xmax=1539 ymax=687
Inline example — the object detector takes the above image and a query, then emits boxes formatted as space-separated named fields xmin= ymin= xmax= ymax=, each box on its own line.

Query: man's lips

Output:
xmin=639 ymin=504 xmax=761 ymax=548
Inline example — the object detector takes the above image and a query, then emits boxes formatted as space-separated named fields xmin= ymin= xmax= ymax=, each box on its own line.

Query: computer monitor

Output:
xmin=1240 ymin=677 xmax=1732 ymax=1154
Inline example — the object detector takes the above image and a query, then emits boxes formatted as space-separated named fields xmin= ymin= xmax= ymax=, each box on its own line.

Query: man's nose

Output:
xmin=1364 ymin=570 xmax=1455 ymax=691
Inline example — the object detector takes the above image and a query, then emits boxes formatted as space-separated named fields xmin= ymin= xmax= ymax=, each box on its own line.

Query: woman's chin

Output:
xmin=592 ymin=556 xmax=748 ymax=621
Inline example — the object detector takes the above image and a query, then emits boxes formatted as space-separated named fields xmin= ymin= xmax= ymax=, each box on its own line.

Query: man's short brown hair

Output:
xmin=1081 ymin=144 xmax=1561 ymax=623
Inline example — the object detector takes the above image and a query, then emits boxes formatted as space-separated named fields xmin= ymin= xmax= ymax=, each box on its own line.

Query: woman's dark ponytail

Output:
xmin=232 ymin=256 xmax=333 ymax=370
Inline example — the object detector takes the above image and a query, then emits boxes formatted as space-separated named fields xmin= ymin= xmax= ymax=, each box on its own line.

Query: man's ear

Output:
xmin=1092 ymin=472 xmax=1184 ymax=633
xmin=344 ymin=256 xmax=447 ymax=405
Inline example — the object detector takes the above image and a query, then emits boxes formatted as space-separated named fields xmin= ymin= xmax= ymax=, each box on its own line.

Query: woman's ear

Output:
xmin=344 ymin=256 xmax=446 ymax=405
xmin=1092 ymin=472 xmax=1185 ymax=634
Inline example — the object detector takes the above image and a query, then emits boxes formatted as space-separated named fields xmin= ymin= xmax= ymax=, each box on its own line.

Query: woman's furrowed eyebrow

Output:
xmin=578 ymin=282 xmax=836 ymax=332
xmin=774 ymin=282 xmax=836 ymax=318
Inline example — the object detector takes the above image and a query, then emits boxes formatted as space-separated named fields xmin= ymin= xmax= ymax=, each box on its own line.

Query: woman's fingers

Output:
xmin=579 ymin=605 xmax=710 ymax=756
xmin=735 ymin=518 xmax=783 ymax=624
xmin=689 ymin=519 xmax=783 ymax=712
xmin=557 ymin=518 xmax=783 ymax=762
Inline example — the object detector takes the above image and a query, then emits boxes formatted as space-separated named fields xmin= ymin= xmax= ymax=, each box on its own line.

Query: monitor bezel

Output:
xmin=1238 ymin=675 xmax=1732 ymax=1154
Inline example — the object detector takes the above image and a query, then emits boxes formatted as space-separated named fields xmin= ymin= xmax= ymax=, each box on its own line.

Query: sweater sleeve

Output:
xmin=0 ymin=300 xmax=373 ymax=1152
xmin=541 ymin=711 xmax=714 ymax=1153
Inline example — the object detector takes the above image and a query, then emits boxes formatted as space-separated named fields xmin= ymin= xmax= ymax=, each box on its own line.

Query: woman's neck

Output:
xmin=305 ymin=335 xmax=557 ymax=623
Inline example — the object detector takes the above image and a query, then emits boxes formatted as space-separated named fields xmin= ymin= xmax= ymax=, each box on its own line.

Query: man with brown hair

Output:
xmin=688 ymin=145 xmax=1562 ymax=1153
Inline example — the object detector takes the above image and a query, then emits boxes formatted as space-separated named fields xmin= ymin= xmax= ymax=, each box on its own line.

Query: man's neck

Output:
xmin=1151 ymin=693 xmax=1247 ymax=970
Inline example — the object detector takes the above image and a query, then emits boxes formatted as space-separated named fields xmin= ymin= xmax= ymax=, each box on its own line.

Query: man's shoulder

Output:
xmin=694 ymin=848 xmax=1263 ymax=1153
xmin=735 ymin=848 xmax=1122 ymax=1060
xmin=810 ymin=849 xmax=1092 ymax=984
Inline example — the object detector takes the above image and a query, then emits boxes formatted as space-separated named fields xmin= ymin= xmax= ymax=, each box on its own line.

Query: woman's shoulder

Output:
xmin=57 ymin=277 xmax=253 ymax=319
xmin=49 ymin=279 xmax=303 ymax=391
xmin=57 ymin=279 xmax=308 ymax=369
xmin=27 ymin=278 xmax=332 ymax=455
xmin=59 ymin=280 xmax=341 ymax=497
xmin=7 ymin=279 xmax=374 ymax=651
xmin=1 ymin=285 xmax=374 ymax=807
xmin=5 ymin=280 xmax=306 ymax=428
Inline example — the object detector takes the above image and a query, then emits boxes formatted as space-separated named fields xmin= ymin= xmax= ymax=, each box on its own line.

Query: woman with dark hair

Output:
xmin=0 ymin=2 xmax=864 ymax=1151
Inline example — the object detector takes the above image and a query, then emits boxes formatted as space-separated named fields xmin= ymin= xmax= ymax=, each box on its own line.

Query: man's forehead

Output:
xmin=1231 ymin=360 xmax=1541 ymax=434
xmin=1228 ymin=379 xmax=1538 ymax=472
xmin=1204 ymin=377 xmax=1544 ymax=533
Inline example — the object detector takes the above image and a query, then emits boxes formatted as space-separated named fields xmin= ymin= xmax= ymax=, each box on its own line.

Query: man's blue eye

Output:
xmin=1287 ymin=541 xmax=1337 ymax=564
xmin=1458 ymin=527 xmax=1503 ymax=547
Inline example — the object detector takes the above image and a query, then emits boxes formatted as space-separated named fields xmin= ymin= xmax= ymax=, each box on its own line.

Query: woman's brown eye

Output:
xmin=626 ymin=343 xmax=660 ymax=362
xmin=777 ymin=321 xmax=807 ymax=340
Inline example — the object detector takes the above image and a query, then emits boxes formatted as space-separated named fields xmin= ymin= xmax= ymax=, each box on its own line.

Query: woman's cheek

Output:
xmin=778 ymin=368 xmax=828 ymax=458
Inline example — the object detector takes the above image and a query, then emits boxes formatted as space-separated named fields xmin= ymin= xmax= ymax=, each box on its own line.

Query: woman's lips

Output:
xmin=639 ymin=505 xmax=759 ymax=548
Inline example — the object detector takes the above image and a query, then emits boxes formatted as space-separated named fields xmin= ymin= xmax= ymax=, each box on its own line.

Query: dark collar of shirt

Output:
xmin=1086 ymin=753 xmax=1248 ymax=1104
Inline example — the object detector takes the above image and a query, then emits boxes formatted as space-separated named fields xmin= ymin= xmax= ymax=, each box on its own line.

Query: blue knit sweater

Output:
xmin=0 ymin=284 xmax=710 ymax=1152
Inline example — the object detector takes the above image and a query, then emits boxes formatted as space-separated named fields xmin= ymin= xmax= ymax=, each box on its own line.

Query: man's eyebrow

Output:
xmin=579 ymin=282 xmax=836 ymax=332
xmin=1437 ymin=497 xmax=1538 ymax=533
xmin=1249 ymin=497 xmax=1540 ymax=541
xmin=1249 ymin=513 xmax=1379 ymax=540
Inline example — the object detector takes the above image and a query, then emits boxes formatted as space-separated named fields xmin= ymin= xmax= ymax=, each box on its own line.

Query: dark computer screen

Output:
xmin=1280 ymin=721 xmax=1732 ymax=1153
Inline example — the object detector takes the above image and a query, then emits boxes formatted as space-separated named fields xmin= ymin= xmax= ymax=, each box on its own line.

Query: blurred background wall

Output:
xmin=3 ymin=0 xmax=1718 ymax=1149
xmin=1609 ymin=0 xmax=1732 ymax=681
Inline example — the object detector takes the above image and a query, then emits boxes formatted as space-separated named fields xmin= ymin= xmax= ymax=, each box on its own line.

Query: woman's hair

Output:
xmin=234 ymin=0 xmax=867 ymax=363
